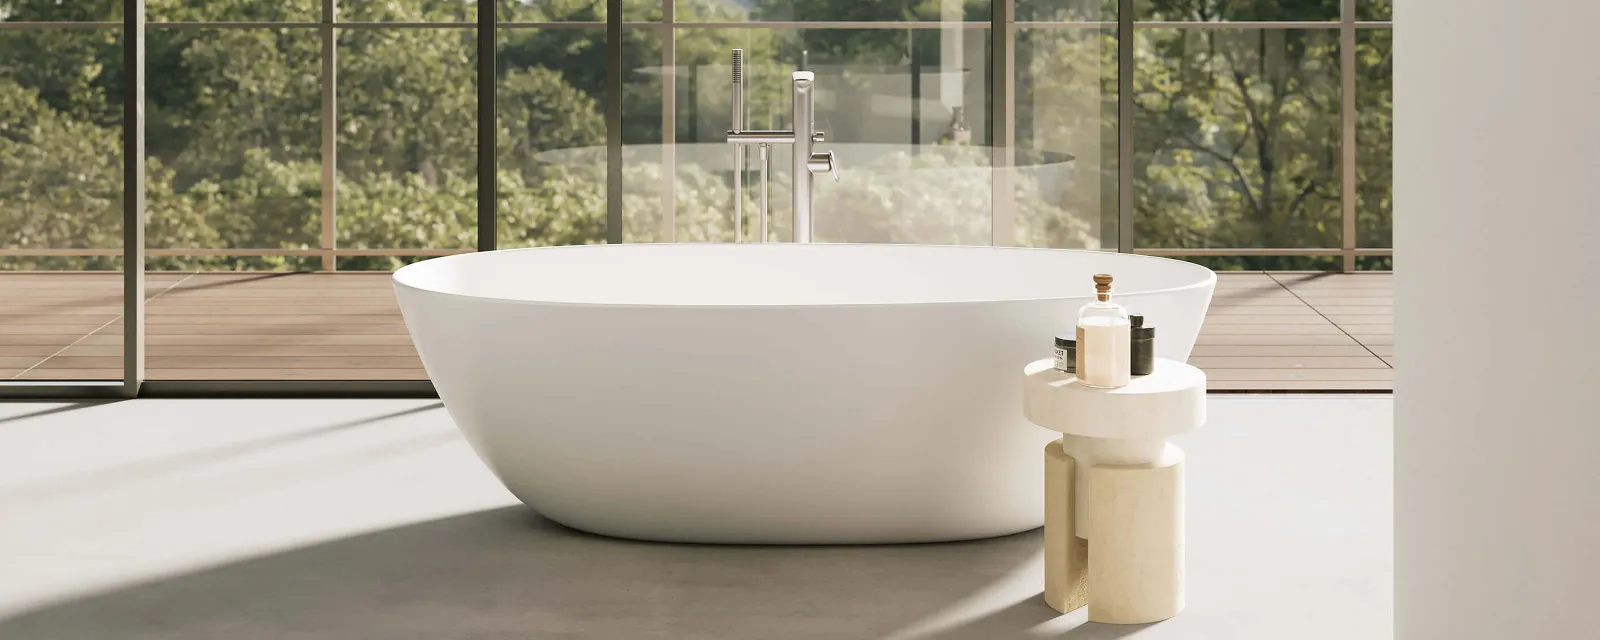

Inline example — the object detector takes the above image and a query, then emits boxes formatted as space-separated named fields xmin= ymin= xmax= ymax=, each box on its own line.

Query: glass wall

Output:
xmin=1128 ymin=0 xmax=1392 ymax=270
xmin=0 ymin=9 xmax=126 ymax=382
xmin=1014 ymin=19 xmax=1116 ymax=250
xmin=0 ymin=0 xmax=1394 ymax=390
xmin=1132 ymin=27 xmax=1342 ymax=260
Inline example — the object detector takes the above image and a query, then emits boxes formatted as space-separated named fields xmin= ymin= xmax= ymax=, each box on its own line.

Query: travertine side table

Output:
xmin=1022 ymin=357 xmax=1206 ymax=624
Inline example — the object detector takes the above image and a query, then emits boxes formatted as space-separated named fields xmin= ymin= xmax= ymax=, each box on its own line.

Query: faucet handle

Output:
xmin=808 ymin=151 xmax=839 ymax=182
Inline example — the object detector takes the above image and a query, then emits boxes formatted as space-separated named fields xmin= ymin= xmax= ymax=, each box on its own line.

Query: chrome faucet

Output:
xmin=727 ymin=57 xmax=838 ymax=243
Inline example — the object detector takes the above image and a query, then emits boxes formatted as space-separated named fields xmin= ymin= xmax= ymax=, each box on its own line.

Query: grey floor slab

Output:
xmin=0 ymin=396 xmax=1392 ymax=639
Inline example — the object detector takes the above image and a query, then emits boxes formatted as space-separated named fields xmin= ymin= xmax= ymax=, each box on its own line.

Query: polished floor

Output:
xmin=0 ymin=271 xmax=1393 ymax=390
xmin=0 ymin=396 xmax=1393 ymax=639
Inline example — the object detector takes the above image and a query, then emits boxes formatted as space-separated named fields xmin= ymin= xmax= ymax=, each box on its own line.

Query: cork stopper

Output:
xmin=1093 ymin=273 xmax=1113 ymax=301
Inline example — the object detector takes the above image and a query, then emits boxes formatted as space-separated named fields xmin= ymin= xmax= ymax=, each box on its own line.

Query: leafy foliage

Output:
xmin=0 ymin=0 xmax=1392 ymax=272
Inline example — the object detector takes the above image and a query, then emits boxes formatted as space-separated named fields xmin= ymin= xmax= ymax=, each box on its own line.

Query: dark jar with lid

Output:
xmin=1130 ymin=315 xmax=1156 ymax=376
xmin=1053 ymin=334 xmax=1076 ymax=373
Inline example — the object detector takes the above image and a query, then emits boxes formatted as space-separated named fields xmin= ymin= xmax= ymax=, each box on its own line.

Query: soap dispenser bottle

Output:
xmin=1075 ymin=274 xmax=1132 ymax=388
xmin=942 ymin=107 xmax=972 ymax=146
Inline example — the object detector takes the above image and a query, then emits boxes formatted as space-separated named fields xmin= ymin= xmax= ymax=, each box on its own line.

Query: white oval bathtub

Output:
xmin=393 ymin=244 xmax=1214 ymax=544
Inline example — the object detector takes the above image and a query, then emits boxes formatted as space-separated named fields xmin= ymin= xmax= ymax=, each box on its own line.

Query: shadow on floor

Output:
xmin=0 ymin=403 xmax=445 ymax=506
xmin=0 ymin=507 xmax=1099 ymax=640
xmin=0 ymin=401 xmax=122 ymax=427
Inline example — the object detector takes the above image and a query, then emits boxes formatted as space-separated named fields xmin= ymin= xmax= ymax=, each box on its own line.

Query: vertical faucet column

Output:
xmin=731 ymin=50 xmax=745 ymax=242
xmin=792 ymin=72 xmax=838 ymax=244
xmin=791 ymin=72 xmax=816 ymax=244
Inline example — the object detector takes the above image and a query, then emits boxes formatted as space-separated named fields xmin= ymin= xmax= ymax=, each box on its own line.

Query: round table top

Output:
xmin=1022 ymin=357 xmax=1206 ymax=439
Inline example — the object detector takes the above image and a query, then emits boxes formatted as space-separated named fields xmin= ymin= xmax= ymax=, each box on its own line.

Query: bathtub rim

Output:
xmin=392 ymin=243 xmax=1217 ymax=310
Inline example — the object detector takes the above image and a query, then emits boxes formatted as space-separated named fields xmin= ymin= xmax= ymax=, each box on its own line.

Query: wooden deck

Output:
xmin=0 ymin=271 xmax=1393 ymax=391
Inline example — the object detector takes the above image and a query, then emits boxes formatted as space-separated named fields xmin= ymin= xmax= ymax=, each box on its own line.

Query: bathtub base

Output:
xmin=538 ymin=510 xmax=1044 ymax=546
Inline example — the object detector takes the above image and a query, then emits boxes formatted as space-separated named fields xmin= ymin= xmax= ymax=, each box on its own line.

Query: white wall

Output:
xmin=1396 ymin=1 xmax=1600 ymax=638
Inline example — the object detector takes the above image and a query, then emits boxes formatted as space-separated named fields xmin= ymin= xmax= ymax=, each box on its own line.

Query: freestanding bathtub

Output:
xmin=393 ymin=244 xmax=1214 ymax=544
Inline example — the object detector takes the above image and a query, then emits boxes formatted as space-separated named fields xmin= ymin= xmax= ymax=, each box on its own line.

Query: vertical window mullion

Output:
xmin=321 ymin=0 xmax=338 ymax=270
xmin=478 ymin=0 xmax=497 ymax=251
xmin=123 ymin=0 xmax=147 ymax=396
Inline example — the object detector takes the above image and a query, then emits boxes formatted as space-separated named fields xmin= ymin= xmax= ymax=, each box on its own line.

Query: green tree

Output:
xmin=1 ymin=0 xmax=1392 ymax=272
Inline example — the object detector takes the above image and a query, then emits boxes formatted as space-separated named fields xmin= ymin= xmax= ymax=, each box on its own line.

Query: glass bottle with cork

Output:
xmin=1075 ymin=274 xmax=1132 ymax=388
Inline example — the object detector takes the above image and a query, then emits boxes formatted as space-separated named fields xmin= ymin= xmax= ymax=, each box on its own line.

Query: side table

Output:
xmin=1022 ymin=357 xmax=1206 ymax=624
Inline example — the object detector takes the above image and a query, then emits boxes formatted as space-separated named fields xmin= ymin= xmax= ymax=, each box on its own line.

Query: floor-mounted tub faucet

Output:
xmin=726 ymin=53 xmax=839 ymax=244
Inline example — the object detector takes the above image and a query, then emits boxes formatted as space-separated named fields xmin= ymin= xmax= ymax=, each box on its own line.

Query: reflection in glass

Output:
xmin=505 ymin=26 xmax=660 ymax=242
xmin=342 ymin=0 xmax=477 ymax=21
xmin=1135 ymin=0 xmax=1338 ymax=22
xmin=1 ymin=28 xmax=123 ymax=260
xmin=146 ymin=28 xmax=321 ymax=271
xmin=1015 ymin=27 xmax=1115 ymax=249
xmin=1356 ymin=28 xmax=1391 ymax=252
xmin=496 ymin=27 xmax=608 ymax=248
xmin=498 ymin=0 xmax=611 ymax=22
xmin=1017 ymin=0 xmax=1114 ymax=22
xmin=148 ymin=1 xmax=318 ymax=22
xmin=1357 ymin=0 xmax=1391 ymax=21
xmin=0 ymin=1 xmax=120 ymax=21
xmin=667 ymin=26 xmax=993 ymax=245
xmin=1133 ymin=28 xmax=1342 ymax=266
xmin=681 ymin=0 xmax=991 ymax=23
xmin=338 ymin=28 xmax=478 ymax=268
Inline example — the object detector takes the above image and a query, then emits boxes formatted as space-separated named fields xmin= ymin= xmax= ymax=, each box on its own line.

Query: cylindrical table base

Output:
xmin=1086 ymin=444 xmax=1186 ymax=624
xmin=1044 ymin=440 xmax=1089 ymax=614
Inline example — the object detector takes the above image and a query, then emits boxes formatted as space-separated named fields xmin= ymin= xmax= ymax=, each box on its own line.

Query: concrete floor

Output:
xmin=0 ymin=396 xmax=1392 ymax=639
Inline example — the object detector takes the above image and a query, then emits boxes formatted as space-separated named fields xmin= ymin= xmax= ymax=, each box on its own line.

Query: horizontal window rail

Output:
xmin=0 ymin=247 xmax=1390 ymax=260
xmin=1133 ymin=248 xmax=1392 ymax=257
xmin=3 ymin=20 xmax=1397 ymax=30
xmin=0 ymin=248 xmax=473 ymax=258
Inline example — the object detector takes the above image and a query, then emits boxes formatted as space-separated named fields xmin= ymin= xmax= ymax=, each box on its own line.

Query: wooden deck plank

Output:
xmin=23 ymin=369 xmax=429 ymax=381
xmin=0 ymin=345 xmax=76 ymax=357
xmin=36 ymin=356 xmax=425 ymax=369
xmin=0 ymin=271 xmax=1396 ymax=391
xmin=1203 ymin=368 xmax=1395 ymax=381
xmin=0 ymin=325 xmax=113 ymax=335
xmin=1204 ymin=305 xmax=1320 ymax=315
xmin=54 ymin=344 xmax=419 ymax=357
xmin=103 ymin=324 xmax=414 ymax=335
xmin=1194 ymin=333 xmax=1363 ymax=346
xmin=1297 ymin=297 xmax=1393 ymax=306
xmin=1304 ymin=305 xmax=1392 ymax=315
xmin=1199 ymin=324 xmax=1347 ymax=335
xmin=1322 ymin=315 xmax=1395 ymax=326
xmin=14 ymin=369 xmax=121 ymax=381
xmin=73 ymin=333 xmax=419 ymax=346
xmin=1187 ymin=356 xmax=1391 ymax=370
xmin=0 ymin=314 xmax=121 ymax=325
xmin=139 ymin=316 xmax=408 ymax=325
xmin=1189 ymin=345 xmax=1376 ymax=357
xmin=1209 ymin=380 xmax=1393 ymax=391
xmin=1278 ymin=288 xmax=1393 ymax=298
xmin=1209 ymin=297 xmax=1308 ymax=307
xmin=1202 ymin=315 xmax=1337 ymax=325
